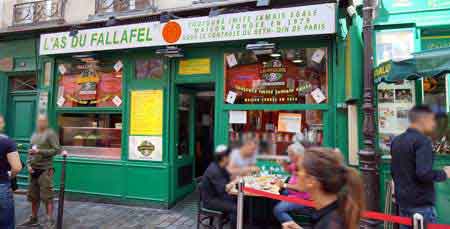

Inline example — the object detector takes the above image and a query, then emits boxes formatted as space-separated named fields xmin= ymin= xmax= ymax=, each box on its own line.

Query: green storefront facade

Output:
xmin=374 ymin=0 xmax=450 ymax=224
xmin=0 ymin=1 xmax=365 ymax=208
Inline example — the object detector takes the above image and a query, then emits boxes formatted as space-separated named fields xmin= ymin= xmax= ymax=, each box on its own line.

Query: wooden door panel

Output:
xmin=8 ymin=95 xmax=36 ymax=143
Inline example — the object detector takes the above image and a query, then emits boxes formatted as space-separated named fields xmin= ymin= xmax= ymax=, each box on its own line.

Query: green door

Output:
xmin=172 ymin=85 xmax=196 ymax=200
xmin=6 ymin=74 xmax=38 ymax=185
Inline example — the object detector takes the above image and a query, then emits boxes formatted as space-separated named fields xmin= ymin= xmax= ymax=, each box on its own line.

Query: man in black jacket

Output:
xmin=391 ymin=105 xmax=450 ymax=228
xmin=201 ymin=145 xmax=237 ymax=228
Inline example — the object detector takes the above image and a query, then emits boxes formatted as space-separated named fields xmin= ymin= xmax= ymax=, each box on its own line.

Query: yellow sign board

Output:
xmin=130 ymin=90 xmax=163 ymax=135
xmin=179 ymin=58 xmax=211 ymax=75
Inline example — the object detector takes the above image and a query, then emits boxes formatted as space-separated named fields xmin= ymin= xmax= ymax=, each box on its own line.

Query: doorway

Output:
xmin=173 ymin=83 xmax=215 ymax=197
xmin=6 ymin=74 xmax=38 ymax=147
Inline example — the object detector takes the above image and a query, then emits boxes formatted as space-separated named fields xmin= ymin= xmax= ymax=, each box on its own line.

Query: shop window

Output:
xmin=58 ymin=113 xmax=122 ymax=160
xmin=424 ymin=76 xmax=447 ymax=111
xmin=135 ymin=58 xmax=164 ymax=80
xmin=228 ymin=110 xmax=324 ymax=158
xmin=224 ymin=48 xmax=328 ymax=105
xmin=57 ymin=57 xmax=123 ymax=108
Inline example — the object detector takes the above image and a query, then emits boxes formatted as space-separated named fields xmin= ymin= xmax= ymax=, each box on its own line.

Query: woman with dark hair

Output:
xmin=283 ymin=147 xmax=365 ymax=229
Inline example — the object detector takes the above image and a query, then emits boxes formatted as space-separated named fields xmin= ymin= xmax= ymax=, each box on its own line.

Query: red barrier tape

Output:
xmin=243 ymin=187 xmax=450 ymax=228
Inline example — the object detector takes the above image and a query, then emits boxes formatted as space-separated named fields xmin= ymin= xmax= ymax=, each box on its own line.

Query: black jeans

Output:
xmin=205 ymin=198 xmax=237 ymax=227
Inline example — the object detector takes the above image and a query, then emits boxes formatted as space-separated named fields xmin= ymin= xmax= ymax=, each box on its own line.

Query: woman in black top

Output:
xmin=283 ymin=147 xmax=365 ymax=229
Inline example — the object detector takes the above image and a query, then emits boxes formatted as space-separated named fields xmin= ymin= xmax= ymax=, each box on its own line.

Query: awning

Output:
xmin=374 ymin=47 xmax=450 ymax=84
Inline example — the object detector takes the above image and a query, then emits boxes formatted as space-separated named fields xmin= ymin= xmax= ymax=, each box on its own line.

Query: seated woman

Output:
xmin=273 ymin=143 xmax=313 ymax=227
xmin=282 ymin=147 xmax=365 ymax=229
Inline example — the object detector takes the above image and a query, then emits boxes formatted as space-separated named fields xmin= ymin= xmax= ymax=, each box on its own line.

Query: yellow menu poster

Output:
xmin=179 ymin=58 xmax=211 ymax=75
xmin=130 ymin=90 xmax=163 ymax=135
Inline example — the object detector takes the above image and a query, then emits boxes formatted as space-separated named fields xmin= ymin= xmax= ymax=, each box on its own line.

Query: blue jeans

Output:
xmin=0 ymin=182 xmax=15 ymax=229
xmin=399 ymin=206 xmax=437 ymax=229
xmin=273 ymin=190 xmax=311 ymax=223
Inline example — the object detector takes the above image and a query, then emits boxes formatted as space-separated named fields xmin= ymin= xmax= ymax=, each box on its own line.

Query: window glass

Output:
xmin=135 ymin=58 xmax=164 ymax=80
xmin=224 ymin=48 xmax=328 ymax=105
xmin=375 ymin=30 xmax=414 ymax=64
xmin=177 ymin=93 xmax=191 ymax=157
xmin=57 ymin=57 xmax=123 ymax=108
xmin=58 ymin=113 xmax=122 ymax=160
xmin=229 ymin=110 xmax=324 ymax=158
xmin=424 ymin=76 xmax=447 ymax=111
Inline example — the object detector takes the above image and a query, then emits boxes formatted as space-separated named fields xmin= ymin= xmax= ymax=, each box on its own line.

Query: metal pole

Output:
xmin=413 ymin=213 xmax=425 ymax=229
xmin=236 ymin=178 xmax=245 ymax=229
xmin=56 ymin=152 xmax=68 ymax=229
xmin=359 ymin=0 xmax=380 ymax=228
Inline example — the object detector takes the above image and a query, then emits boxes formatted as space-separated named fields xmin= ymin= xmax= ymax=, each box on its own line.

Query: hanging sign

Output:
xmin=179 ymin=58 xmax=211 ymax=75
xmin=40 ymin=3 xmax=336 ymax=55
xmin=130 ymin=90 xmax=163 ymax=135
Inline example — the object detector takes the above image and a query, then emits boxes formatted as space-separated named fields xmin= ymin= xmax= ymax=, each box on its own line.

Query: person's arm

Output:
xmin=227 ymin=161 xmax=252 ymax=177
xmin=38 ymin=131 xmax=61 ymax=157
xmin=7 ymin=151 xmax=22 ymax=177
xmin=415 ymin=139 xmax=447 ymax=183
xmin=208 ymin=172 xmax=228 ymax=197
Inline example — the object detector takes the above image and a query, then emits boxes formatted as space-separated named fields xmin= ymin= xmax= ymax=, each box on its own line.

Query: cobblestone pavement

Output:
xmin=14 ymin=192 xmax=199 ymax=229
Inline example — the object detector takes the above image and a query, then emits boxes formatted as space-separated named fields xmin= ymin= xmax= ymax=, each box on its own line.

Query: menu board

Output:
xmin=130 ymin=90 xmax=163 ymax=135
xmin=378 ymin=81 xmax=415 ymax=151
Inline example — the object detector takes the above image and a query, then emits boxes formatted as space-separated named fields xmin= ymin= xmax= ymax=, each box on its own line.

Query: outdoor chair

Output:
xmin=197 ymin=183 xmax=229 ymax=229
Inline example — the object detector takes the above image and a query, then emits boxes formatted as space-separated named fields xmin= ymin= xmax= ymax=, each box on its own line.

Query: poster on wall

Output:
xmin=278 ymin=113 xmax=302 ymax=133
xmin=377 ymin=81 xmax=415 ymax=151
xmin=129 ymin=136 xmax=163 ymax=161
xmin=130 ymin=90 xmax=163 ymax=135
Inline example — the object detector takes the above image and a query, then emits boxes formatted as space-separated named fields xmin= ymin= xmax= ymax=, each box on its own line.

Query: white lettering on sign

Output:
xmin=40 ymin=3 xmax=336 ymax=55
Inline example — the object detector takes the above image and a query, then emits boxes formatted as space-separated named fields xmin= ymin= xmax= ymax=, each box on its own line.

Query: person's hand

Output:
xmin=27 ymin=166 xmax=34 ymax=174
xmin=275 ymin=179 xmax=285 ymax=188
xmin=444 ymin=166 xmax=450 ymax=179
xmin=29 ymin=148 xmax=38 ymax=155
xmin=250 ymin=166 xmax=260 ymax=174
xmin=282 ymin=221 xmax=302 ymax=229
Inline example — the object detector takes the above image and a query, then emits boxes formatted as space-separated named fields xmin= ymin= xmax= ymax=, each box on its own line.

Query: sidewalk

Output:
xmin=14 ymin=192 xmax=198 ymax=229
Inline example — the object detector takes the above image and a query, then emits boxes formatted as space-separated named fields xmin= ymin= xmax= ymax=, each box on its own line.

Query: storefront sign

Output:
xmin=179 ymin=58 xmax=211 ymax=75
xmin=422 ymin=35 xmax=450 ymax=50
xmin=129 ymin=136 xmax=163 ymax=161
xmin=40 ymin=3 xmax=336 ymax=55
xmin=130 ymin=90 xmax=163 ymax=135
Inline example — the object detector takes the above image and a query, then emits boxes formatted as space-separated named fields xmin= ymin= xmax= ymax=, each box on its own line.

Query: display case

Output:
xmin=58 ymin=113 xmax=122 ymax=160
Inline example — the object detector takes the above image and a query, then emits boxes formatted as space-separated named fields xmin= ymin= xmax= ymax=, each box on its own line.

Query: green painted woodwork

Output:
xmin=1 ymin=30 xmax=364 ymax=206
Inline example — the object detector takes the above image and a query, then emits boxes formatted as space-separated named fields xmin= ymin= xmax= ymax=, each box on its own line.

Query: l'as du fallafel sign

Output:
xmin=40 ymin=3 xmax=336 ymax=55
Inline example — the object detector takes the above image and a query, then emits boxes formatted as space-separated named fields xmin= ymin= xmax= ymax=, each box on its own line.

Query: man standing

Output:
xmin=201 ymin=145 xmax=238 ymax=228
xmin=20 ymin=115 xmax=61 ymax=228
xmin=391 ymin=105 xmax=450 ymax=228
xmin=0 ymin=115 xmax=22 ymax=229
